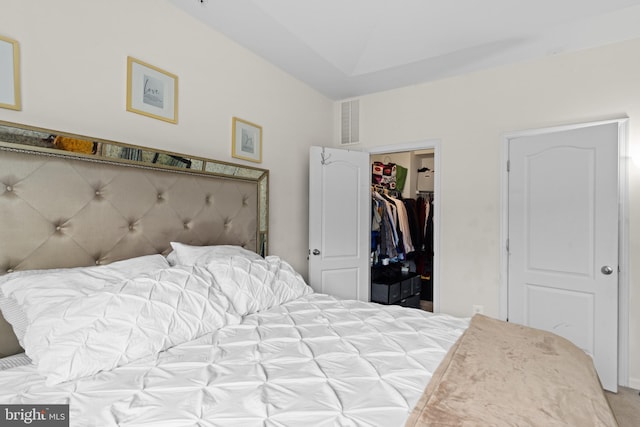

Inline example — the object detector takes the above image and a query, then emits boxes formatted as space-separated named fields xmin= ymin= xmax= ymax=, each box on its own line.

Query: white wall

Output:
xmin=0 ymin=0 xmax=333 ymax=274
xmin=341 ymin=38 xmax=640 ymax=388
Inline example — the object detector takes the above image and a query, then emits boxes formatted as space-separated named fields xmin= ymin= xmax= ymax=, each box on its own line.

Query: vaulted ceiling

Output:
xmin=170 ymin=0 xmax=640 ymax=100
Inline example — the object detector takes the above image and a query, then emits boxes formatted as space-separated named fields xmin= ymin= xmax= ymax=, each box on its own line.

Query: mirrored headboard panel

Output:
xmin=0 ymin=120 xmax=269 ymax=256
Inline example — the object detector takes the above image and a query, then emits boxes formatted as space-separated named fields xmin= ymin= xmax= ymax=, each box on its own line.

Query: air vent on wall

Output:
xmin=341 ymin=99 xmax=359 ymax=144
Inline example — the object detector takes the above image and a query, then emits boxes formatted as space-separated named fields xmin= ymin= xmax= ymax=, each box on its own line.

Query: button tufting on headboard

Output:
xmin=0 ymin=149 xmax=259 ymax=273
xmin=0 ymin=144 xmax=263 ymax=357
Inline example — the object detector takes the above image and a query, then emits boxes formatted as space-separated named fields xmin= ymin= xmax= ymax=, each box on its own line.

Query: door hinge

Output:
xmin=506 ymin=160 xmax=510 ymax=172
xmin=506 ymin=238 xmax=510 ymax=253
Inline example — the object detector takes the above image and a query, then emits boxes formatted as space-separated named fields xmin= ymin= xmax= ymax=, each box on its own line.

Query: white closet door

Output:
xmin=308 ymin=146 xmax=371 ymax=301
xmin=507 ymin=122 xmax=619 ymax=391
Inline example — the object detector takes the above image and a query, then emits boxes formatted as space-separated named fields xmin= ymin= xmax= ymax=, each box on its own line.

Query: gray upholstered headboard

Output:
xmin=0 ymin=144 xmax=263 ymax=356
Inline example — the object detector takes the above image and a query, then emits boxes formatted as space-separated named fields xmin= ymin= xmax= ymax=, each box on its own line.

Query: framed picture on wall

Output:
xmin=126 ymin=56 xmax=178 ymax=124
xmin=0 ymin=35 xmax=21 ymax=111
xmin=232 ymin=117 xmax=262 ymax=163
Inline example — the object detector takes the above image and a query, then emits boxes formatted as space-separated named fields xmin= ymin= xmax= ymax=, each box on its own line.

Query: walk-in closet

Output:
xmin=370 ymin=149 xmax=435 ymax=312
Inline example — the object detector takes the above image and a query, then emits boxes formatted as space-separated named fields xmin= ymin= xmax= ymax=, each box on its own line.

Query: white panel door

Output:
xmin=508 ymin=122 xmax=619 ymax=392
xmin=309 ymin=146 xmax=370 ymax=301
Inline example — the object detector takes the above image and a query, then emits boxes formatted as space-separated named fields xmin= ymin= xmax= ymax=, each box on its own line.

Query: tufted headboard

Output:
xmin=0 ymin=141 xmax=265 ymax=356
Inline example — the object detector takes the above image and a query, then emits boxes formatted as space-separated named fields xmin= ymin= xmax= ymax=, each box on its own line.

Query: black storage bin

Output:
xmin=371 ymin=266 xmax=421 ymax=308
xmin=371 ymin=281 xmax=401 ymax=304
xmin=398 ymin=294 xmax=420 ymax=308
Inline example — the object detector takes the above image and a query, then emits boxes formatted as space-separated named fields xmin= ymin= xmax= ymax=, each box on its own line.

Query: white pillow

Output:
xmin=4 ymin=266 xmax=238 ymax=386
xmin=165 ymin=250 xmax=179 ymax=266
xmin=169 ymin=242 xmax=262 ymax=266
xmin=0 ymin=288 xmax=27 ymax=346
xmin=203 ymin=255 xmax=312 ymax=316
xmin=0 ymin=254 xmax=171 ymax=346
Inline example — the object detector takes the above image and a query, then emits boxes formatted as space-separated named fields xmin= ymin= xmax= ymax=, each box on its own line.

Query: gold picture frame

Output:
xmin=232 ymin=117 xmax=262 ymax=163
xmin=126 ymin=56 xmax=178 ymax=124
xmin=0 ymin=35 xmax=21 ymax=111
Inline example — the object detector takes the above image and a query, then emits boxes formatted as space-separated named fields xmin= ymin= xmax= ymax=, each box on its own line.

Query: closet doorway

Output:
xmin=369 ymin=139 xmax=441 ymax=313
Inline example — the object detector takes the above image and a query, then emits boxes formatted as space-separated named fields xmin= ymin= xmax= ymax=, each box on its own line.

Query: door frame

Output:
xmin=499 ymin=118 xmax=630 ymax=387
xmin=368 ymin=138 xmax=441 ymax=313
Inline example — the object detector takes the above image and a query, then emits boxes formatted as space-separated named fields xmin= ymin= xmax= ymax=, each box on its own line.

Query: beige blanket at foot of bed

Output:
xmin=406 ymin=314 xmax=618 ymax=426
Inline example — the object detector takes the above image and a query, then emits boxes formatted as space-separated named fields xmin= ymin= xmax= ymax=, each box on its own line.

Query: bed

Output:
xmin=0 ymin=126 xmax=618 ymax=427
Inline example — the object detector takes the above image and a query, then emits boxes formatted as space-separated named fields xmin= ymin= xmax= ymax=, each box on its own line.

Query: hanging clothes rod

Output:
xmin=371 ymin=184 xmax=401 ymax=197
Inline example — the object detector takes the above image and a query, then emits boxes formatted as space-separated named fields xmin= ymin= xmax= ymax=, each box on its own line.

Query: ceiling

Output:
xmin=170 ymin=0 xmax=640 ymax=100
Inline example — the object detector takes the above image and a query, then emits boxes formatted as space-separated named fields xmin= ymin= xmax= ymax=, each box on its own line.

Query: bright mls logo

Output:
xmin=1 ymin=405 xmax=69 ymax=426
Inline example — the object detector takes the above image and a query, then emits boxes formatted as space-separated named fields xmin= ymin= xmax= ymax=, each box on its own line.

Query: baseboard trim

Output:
xmin=627 ymin=377 xmax=640 ymax=390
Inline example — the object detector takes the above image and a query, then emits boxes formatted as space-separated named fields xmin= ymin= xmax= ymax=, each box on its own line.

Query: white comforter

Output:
xmin=0 ymin=294 xmax=467 ymax=426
